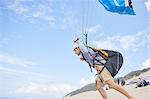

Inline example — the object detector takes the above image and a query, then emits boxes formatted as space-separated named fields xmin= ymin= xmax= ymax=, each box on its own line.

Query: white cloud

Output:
xmin=0 ymin=53 xmax=37 ymax=67
xmin=32 ymin=11 xmax=55 ymax=24
xmin=87 ymin=24 xmax=102 ymax=33
xmin=142 ymin=58 xmax=150 ymax=69
xmin=79 ymin=76 xmax=95 ymax=86
xmin=93 ymin=30 xmax=150 ymax=52
xmin=118 ymin=35 xmax=137 ymax=51
xmin=15 ymin=82 xmax=78 ymax=98
xmin=0 ymin=67 xmax=43 ymax=77
xmin=32 ymin=12 xmax=43 ymax=18
xmin=93 ymin=39 xmax=118 ymax=50
xmin=60 ymin=11 xmax=79 ymax=31
xmin=7 ymin=0 xmax=29 ymax=14
xmin=5 ymin=0 xmax=55 ymax=25
xmin=14 ymin=76 xmax=95 ymax=98
xmin=119 ymin=32 xmax=150 ymax=51
xmin=145 ymin=0 xmax=150 ymax=12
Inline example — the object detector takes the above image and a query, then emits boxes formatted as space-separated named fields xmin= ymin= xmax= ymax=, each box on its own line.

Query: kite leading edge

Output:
xmin=98 ymin=0 xmax=135 ymax=15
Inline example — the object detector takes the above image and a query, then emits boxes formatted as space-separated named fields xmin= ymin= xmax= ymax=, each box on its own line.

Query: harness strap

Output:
xmin=80 ymin=47 xmax=108 ymax=73
xmin=89 ymin=65 xmax=92 ymax=72
xmin=88 ymin=46 xmax=108 ymax=61
xmin=95 ymin=66 xmax=105 ymax=75
xmin=95 ymin=67 xmax=105 ymax=83
xmin=87 ymin=48 xmax=106 ymax=66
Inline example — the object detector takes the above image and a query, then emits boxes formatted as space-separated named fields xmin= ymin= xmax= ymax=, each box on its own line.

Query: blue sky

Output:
xmin=0 ymin=0 xmax=150 ymax=99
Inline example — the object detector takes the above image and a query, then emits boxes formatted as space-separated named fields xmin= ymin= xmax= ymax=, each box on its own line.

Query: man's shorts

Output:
xmin=95 ymin=68 xmax=113 ymax=84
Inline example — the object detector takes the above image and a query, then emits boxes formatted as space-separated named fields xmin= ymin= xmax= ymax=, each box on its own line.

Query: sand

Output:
xmin=63 ymin=71 xmax=150 ymax=99
xmin=64 ymin=85 xmax=150 ymax=99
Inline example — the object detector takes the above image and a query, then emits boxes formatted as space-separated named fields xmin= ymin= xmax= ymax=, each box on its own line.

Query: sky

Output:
xmin=0 ymin=0 xmax=150 ymax=99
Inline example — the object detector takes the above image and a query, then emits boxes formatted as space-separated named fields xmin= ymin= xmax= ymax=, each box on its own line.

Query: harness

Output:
xmin=80 ymin=46 xmax=109 ymax=73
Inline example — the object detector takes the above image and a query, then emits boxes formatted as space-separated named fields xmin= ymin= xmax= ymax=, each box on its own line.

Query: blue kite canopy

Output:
xmin=98 ymin=0 xmax=135 ymax=15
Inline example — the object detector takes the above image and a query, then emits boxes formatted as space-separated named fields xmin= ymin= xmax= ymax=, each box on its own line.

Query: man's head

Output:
xmin=73 ymin=46 xmax=81 ymax=55
xmin=73 ymin=37 xmax=81 ymax=55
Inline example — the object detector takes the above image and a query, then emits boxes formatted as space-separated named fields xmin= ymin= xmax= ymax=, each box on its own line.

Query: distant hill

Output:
xmin=65 ymin=83 xmax=96 ymax=97
xmin=124 ymin=68 xmax=150 ymax=80
xmin=64 ymin=67 xmax=150 ymax=97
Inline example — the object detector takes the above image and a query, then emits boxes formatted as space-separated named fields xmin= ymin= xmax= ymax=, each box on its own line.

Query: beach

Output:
xmin=63 ymin=70 xmax=150 ymax=99
xmin=64 ymin=85 xmax=150 ymax=99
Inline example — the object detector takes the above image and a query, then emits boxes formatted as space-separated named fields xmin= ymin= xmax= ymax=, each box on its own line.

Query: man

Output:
xmin=136 ymin=78 xmax=149 ymax=88
xmin=73 ymin=38 xmax=135 ymax=99
xmin=115 ymin=78 xmax=126 ymax=86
